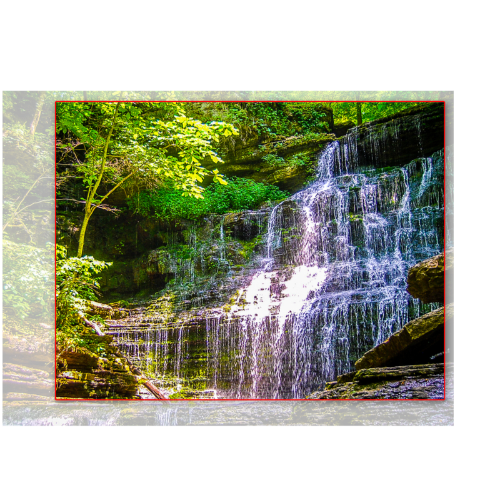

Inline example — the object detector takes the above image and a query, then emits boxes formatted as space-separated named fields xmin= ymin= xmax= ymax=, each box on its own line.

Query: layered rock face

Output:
xmin=4 ymin=363 xmax=53 ymax=401
xmin=56 ymin=334 xmax=141 ymax=399
xmin=3 ymin=319 xmax=54 ymax=402
xmin=351 ymin=103 xmax=444 ymax=168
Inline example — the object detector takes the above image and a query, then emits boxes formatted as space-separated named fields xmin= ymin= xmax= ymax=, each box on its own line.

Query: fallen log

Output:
xmin=78 ymin=311 xmax=104 ymax=336
xmin=88 ymin=300 xmax=113 ymax=311
xmin=86 ymin=300 xmax=130 ymax=319
xmin=120 ymin=354 xmax=170 ymax=400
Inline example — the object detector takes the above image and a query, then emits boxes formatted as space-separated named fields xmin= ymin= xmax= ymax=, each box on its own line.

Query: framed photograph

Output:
xmin=53 ymin=98 xmax=449 ymax=401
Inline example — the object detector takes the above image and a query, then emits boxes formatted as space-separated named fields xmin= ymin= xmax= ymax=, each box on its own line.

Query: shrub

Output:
xmin=56 ymin=245 xmax=112 ymax=329
xmin=129 ymin=178 xmax=289 ymax=221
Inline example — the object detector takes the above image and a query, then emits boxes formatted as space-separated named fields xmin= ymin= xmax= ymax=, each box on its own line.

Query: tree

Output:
xmin=3 ymin=91 xmax=53 ymax=243
xmin=326 ymin=100 xmax=423 ymax=130
xmin=29 ymin=91 xmax=47 ymax=136
xmin=355 ymin=92 xmax=363 ymax=125
xmin=56 ymin=101 xmax=238 ymax=257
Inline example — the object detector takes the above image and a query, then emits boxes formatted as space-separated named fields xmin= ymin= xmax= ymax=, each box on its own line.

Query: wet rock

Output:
xmin=3 ymin=363 xmax=53 ymax=397
xmin=354 ymin=304 xmax=452 ymax=370
xmin=307 ymin=363 xmax=445 ymax=399
xmin=170 ymin=388 xmax=217 ymax=399
xmin=56 ymin=334 xmax=142 ymax=399
xmin=407 ymin=249 xmax=453 ymax=304
xmin=352 ymin=103 xmax=445 ymax=168
xmin=336 ymin=371 xmax=357 ymax=384
xmin=332 ymin=121 xmax=356 ymax=137
xmin=223 ymin=210 xmax=267 ymax=241
xmin=4 ymin=393 xmax=53 ymax=401
xmin=56 ymin=369 xmax=140 ymax=399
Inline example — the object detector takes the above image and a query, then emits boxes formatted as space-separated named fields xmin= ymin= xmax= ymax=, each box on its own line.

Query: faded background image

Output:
xmin=2 ymin=90 xmax=453 ymax=425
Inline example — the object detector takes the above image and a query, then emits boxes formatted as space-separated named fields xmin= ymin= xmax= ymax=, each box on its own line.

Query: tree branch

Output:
xmin=3 ymin=172 xmax=45 ymax=232
xmin=89 ymin=171 xmax=135 ymax=216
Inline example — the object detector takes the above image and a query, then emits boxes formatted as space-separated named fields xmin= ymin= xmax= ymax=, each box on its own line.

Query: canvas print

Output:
xmin=55 ymin=100 xmax=447 ymax=400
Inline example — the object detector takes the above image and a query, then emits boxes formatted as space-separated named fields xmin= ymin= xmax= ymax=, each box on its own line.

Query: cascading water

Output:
xmin=110 ymin=111 xmax=445 ymax=399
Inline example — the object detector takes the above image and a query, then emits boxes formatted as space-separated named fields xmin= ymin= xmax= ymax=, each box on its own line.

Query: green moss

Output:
xmin=348 ymin=213 xmax=363 ymax=222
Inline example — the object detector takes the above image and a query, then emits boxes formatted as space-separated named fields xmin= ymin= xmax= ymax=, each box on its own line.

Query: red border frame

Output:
xmin=54 ymin=99 xmax=447 ymax=402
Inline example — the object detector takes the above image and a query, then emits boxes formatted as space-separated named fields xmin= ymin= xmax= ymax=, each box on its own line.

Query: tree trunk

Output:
xmin=30 ymin=91 xmax=46 ymax=136
xmin=77 ymin=209 xmax=91 ymax=257
xmin=76 ymin=101 xmax=121 ymax=257
xmin=356 ymin=92 xmax=363 ymax=125
xmin=324 ymin=107 xmax=335 ymax=133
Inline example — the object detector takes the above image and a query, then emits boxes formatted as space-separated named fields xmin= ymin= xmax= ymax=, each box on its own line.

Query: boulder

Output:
xmin=354 ymin=304 xmax=453 ymax=370
xmin=407 ymin=249 xmax=453 ymax=304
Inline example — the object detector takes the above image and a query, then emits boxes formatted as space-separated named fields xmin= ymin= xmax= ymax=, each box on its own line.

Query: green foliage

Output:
xmin=129 ymin=178 xmax=289 ymax=221
xmin=3 ymin=163 xmax=35 ymax=196
xmin=185 ymin=102 xmax=330 ymax=138
xmin=3 ymin=240 xmax=53 ymax=319
xmin=288 ymin=151 xmax=312 ymax=168
xmin=3 ymin=118 xmax=54 ymax=245
xmin=57 ymin=101 xmax=239 ymax=256
xmin=56 ymin=328 xmax=110 ymax=359
xmin=262 ymin=151 xmax=314 ymax=176
xmin=56 ymin=245 xmax=112 ymax=329
xmin=328 ymin=101 xmax=422 ymax=127
xmin=56 ymin=101 xmax=238 ymax=199
xmin=262 ymin=153 xmax=286 ymax=168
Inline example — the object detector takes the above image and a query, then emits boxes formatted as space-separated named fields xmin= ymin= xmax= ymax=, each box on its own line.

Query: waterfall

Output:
xmin=201 ymin=128 xmax=444 ymax=398
xmin=110 ymin=112 xmax=445 ymax=399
